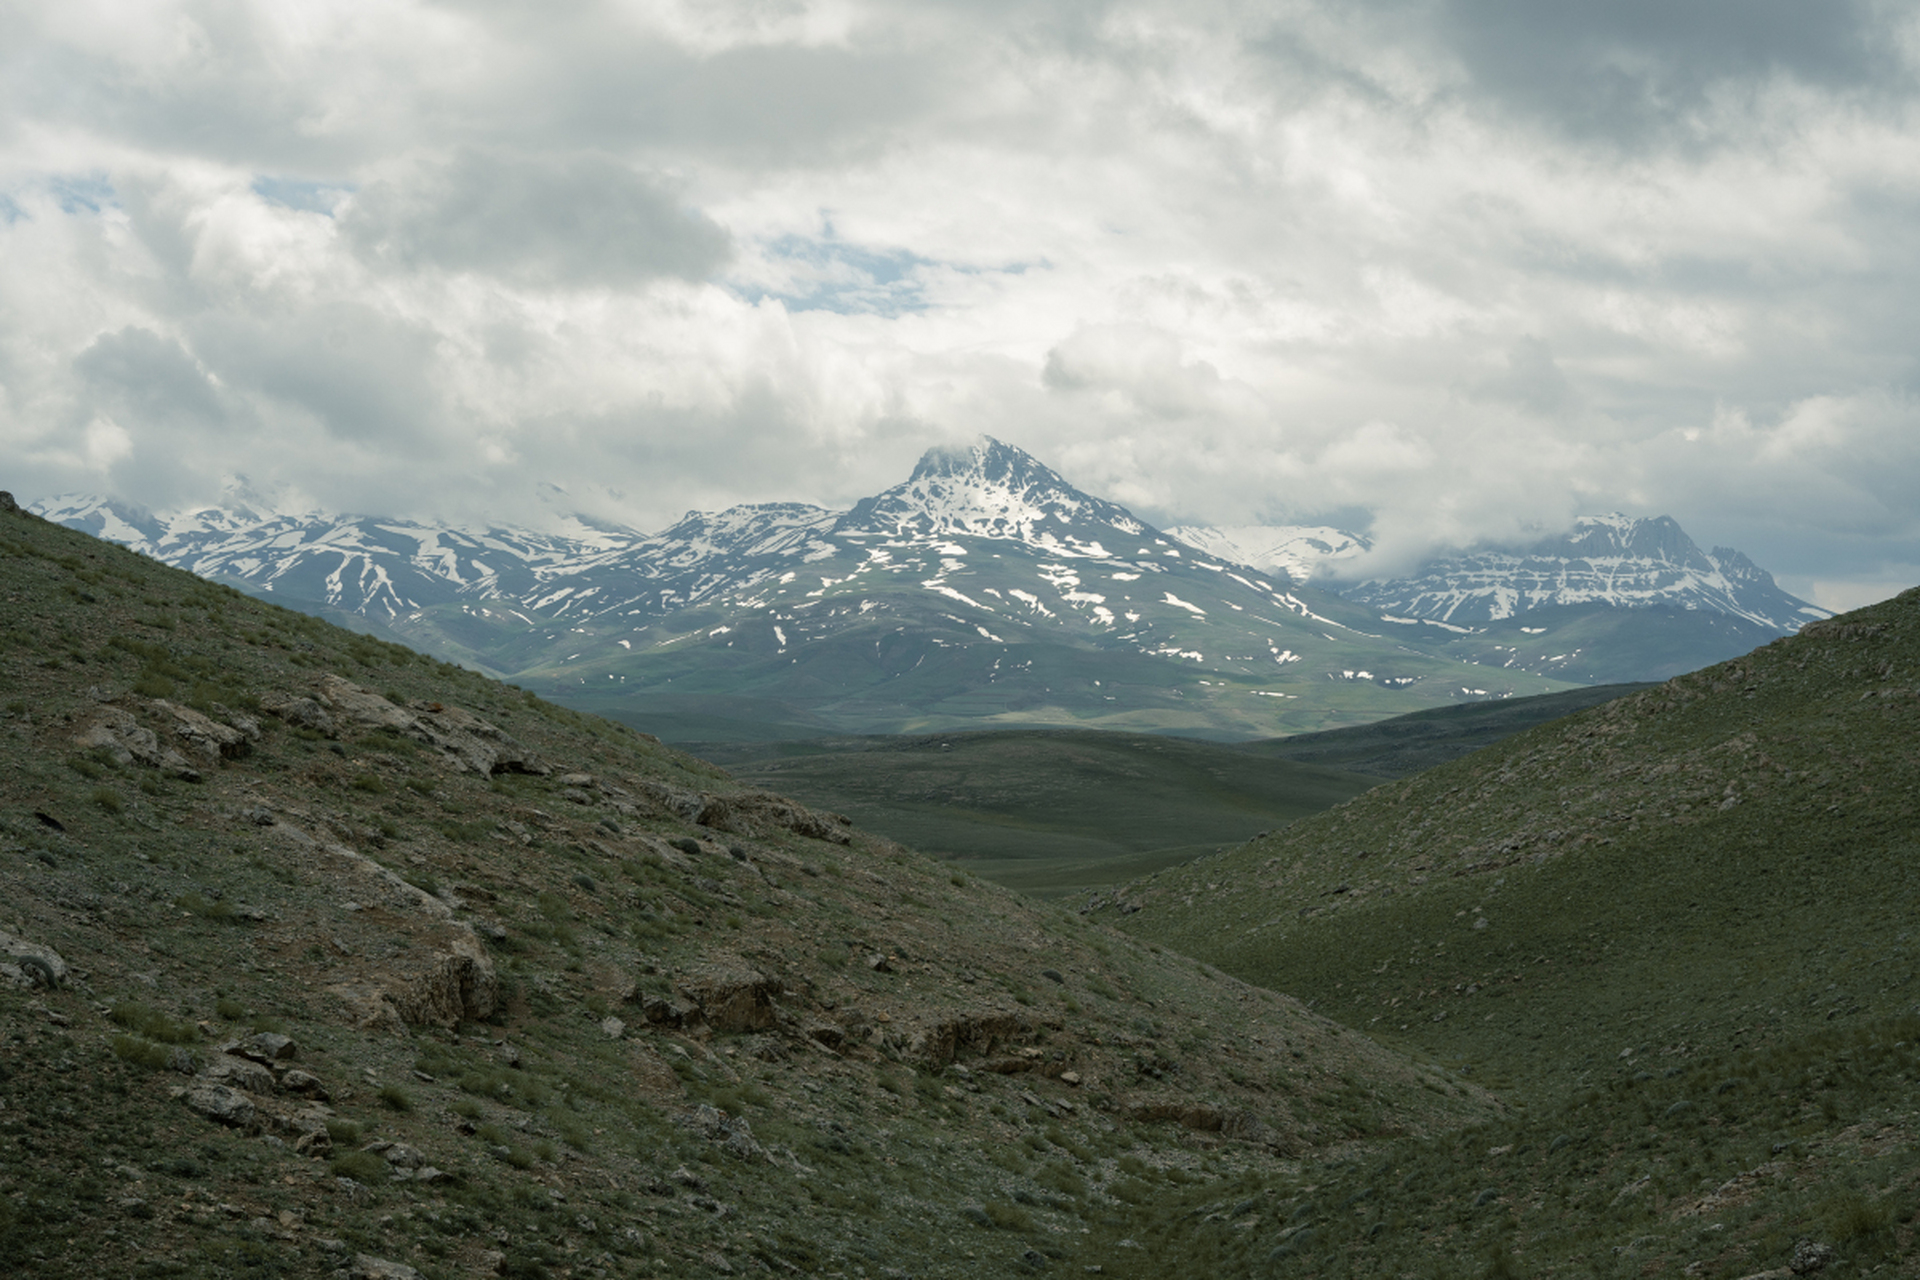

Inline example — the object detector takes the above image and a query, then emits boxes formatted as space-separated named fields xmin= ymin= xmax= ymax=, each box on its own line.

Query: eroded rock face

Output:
xmin=386 ymin=933 xmax=498 ymax=1028
xmin=332 ymin=930 xmax=497 ymax=1031
xmin=908 ymin=1013 xmax=1033 ymax=1068
xmin=675 ymin=957 xmax=780 ymax=1033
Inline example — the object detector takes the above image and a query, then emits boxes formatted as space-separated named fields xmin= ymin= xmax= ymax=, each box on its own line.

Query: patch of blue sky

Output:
xmin=49 ymin=172 xmax=116 ymax=215
xmin=0 ymin=193 xmax=22 ymax=224
xmin=251 ymin=175 xmax=353 ymax=215
xmin=741 ymin=234 xmax=937 ymax=316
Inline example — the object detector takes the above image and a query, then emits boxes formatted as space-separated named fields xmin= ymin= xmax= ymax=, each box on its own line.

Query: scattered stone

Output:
xmin=293 ymin=1129 xmax=333 ymax=1157
xmin=867 ymin=953 xmax=893 ymax=973
xmin=184 ymin=1083 xmax=256 ymax=1128
xmin=241 ymin=1032 xmax=297 ymax=1062
xmin=362 ymin=1140 xmax=427 ymax=1170
xmin=0 ymin=930 xmax=66 ymax=990
xmin=1789 ymin=1241 xmax=1834 ymax=1274
xmin=599 ymin=1015 xmax=626 ymax=1039
xmin=349 ymin=1255 xmax=421 ymax=1280
xmin=202 ymin=1056 xmax=277 ymax=1094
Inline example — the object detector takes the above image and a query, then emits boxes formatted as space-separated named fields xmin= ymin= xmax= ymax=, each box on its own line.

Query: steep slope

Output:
xmin=1106 ymin=588 xmax=1920 ymax=1094
xmin=1095 ymin=590 xmax=1920 ymax=1274
xmin=35 ymin=442 xmax=1576 ymax=739
xmin=0 ymin=498 xmax=1491 ymax=1279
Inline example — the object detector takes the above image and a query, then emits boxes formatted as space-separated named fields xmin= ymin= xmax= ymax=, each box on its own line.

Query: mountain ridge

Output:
xmin=36 ymin=444 xmax=1580 ymax=739
xmin=34 ymin=448 xmax=1823 ymax=737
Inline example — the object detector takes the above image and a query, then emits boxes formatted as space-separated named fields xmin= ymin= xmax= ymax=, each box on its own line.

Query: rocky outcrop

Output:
xmin=410 ymin=702 xmax=546 ymax=776
xmin=184 ymin=1083 xmax=257 ymax=1127
xmin=0 ymin=929 xmax=67 ymax=989
xmin=72 ymin=706 xmax=200 ymax=779
xmin=150 ymin=699 xmax=256 ymax=760
xmin=278 ymin=675 xmax=547 ymax=775
xmin=626 ymin=778 xmax=852 ymax=845
xmin=257 ymin=691 xmax=334 ymax=734
xmin=328 ymin=930 xmax=496 ymax=1031
xmin=669 ymin=956 xmax=781 ymax=1033
xmin=697 ymin=792 xmax=853 ymax=845
xmin=311 ymin=676 xmax=415 ymax=733
xmin=388 ymin=933 xmax=498 ymax=1028
xmin=908 ymin=1013 xmax=1032 ymax=1067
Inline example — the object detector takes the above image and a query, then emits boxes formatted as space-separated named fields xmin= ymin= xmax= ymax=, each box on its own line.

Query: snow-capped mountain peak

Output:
xmin=840 ymin=437 xmax=1147 ymax=551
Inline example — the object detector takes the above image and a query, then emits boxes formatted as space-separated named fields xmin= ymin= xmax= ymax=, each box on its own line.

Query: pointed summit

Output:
xmin=841 ymin=436 xmax=1151 ymax=551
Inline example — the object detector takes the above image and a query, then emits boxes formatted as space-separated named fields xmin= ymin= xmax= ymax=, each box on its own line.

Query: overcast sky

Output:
xmin=5 ymin=1 xmax=1920 ymax=608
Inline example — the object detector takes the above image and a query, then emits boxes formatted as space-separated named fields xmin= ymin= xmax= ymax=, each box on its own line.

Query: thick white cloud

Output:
xmin=3 ymin=0 xmax=1919 ymax=608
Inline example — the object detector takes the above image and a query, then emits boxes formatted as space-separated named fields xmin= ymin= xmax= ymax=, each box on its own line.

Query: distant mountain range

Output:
xmin=34 ymin=439 xmax=1826 ymax=737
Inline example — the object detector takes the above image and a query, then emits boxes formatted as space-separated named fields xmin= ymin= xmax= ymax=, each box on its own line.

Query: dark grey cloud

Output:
xmin=1427 ymin=0 xmax=1906 ymax=146
xmin=340 ymin=149 xmax=730 ymax=285
xmin=74 ymin=327 xmax=227 ymax=427
xmin=189 ymin=303 xmax=444 ymax=447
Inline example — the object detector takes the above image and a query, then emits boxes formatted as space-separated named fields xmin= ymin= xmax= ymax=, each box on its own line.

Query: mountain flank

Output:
xmin=0 ymin=496 xmax=1494 ymax=1278
xmin=1096 ymin=586 xmax=1920 ymax=1272
xmin=1106 ymin=588 xmax=1920 ymax=1092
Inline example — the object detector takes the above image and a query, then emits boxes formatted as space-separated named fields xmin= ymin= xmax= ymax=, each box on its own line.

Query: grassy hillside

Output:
xmin=710 ymin=730 xmax=1378 ymax=899
xmin=1107 ymin=588 xmax=1920 ymax=1273
xmin=0 ymin=502 xmax=1491 ymax=1279
xmin=683 ymin=685 xmax=1643 ymax=903
xmin=1235 ymin=681 xmax=1656 ymax=778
